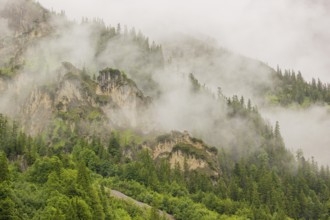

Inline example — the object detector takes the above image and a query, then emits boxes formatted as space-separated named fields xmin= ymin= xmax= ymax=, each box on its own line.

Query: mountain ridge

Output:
xmin=1 ymin=1 xmax=330 ymax=219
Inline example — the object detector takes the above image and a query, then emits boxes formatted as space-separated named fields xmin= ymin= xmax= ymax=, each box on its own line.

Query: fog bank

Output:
xmin=262 ymin=106 xmax=330 ymax=166
xmin=38 ymin=0 xmax=330 ymax=82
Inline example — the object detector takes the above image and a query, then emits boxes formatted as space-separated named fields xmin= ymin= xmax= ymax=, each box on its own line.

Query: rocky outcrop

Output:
xmin=169 ymin=150 xmax=208 ymax=170
xmin=96 ymin=68 xmax=151 ymax=128
xmin=1 ymin=0 xmax=52 ymax=36
xmin=19 ymin=62 xmax=100 ymax=135
xmin=144 ymin=131 xmax=220 ymax=177
xmin=19 ymin=63 xmax=151 ymax=135
xmin=21 ymin=87 xmax=53 ymax=135
xmin=0 ymin=0 xmax=53 ymax=75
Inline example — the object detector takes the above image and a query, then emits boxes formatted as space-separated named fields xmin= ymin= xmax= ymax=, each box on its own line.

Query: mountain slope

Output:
xmin=19 ymin=62 xmax=150 ymax=136
xmin=0 ymin=1 xmax=330 ymax=220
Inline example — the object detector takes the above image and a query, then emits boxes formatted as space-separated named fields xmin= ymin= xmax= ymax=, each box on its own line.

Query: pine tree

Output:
xmin=0 ymin=151 xmax=9 ymax=182
xmin=0 ymin=196 xmax=16 ymax=220
xmin=116 ymin=23 xmax=121 ymax=35
xmin=0 ymin=114 xmax=8 ymax=153
xmin=77 ymin=161 xmax=91 ymax=190
xmin=274 ymin=121 xmax=284 ymax=147
xmin=108 ymin=134 xmax=121 ymax=163
xmin=240 ymin=96 xmax=245 ymax=107
xmin=247 ymin=99 xmax=252 ymax=111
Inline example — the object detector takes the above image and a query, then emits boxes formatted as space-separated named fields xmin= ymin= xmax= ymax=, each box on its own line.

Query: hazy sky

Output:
xmin=38 ymin=0 xmax=330 ymax=82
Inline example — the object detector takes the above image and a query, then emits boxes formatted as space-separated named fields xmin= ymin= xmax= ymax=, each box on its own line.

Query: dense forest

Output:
xmin=268 ymin=67 xmax=330 ymax=106
xmin=1 ymin=1 xmax=330 ymax=219
xmin=1 ymin=86 xmax=330 ymax=219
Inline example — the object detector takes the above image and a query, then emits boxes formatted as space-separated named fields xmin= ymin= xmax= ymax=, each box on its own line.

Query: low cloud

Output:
xmin=262 ymin=106 xmax=330 ymax=166
xmin=38 ymin=0 xmax=330 ymax=82
xmin=0 ymin=0 xmax=329 ymax=165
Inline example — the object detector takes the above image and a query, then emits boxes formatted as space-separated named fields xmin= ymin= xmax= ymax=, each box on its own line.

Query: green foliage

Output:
xmin=156 ymin=134 xmax=172 ymax=143
xmin=0 ymin=151 xmax=10 ymax=182
xmin=0 ymin=67 xmax=15 ymax=77
xmin=0 ymin=196 xmax=17 ymax=220
xmin=108 ymin=133 xmax=122 ymax=163
xmin=98 ymin=68 xmax=137 ymax=88
xmin=173 ymin=143 xmax=206 ymax=159
xmin=2 ymin=6 xmax=330 ymax=218
xmin=269 ymin=67 xmax=330 ymax=106
xmin=92 ymin=22 xmax=164 ymax=94
xmin=0 ymin=114 xmax=31 ymax=160
xmin=57 ymin=105 xmax=103 ymax=122
xmin=27 ymin=156 xmax=62 ymax=183
xmin=1 ymin=110 xmax=330 ymax=219
xmin=72 ymin=197 xmax=93 ymax=220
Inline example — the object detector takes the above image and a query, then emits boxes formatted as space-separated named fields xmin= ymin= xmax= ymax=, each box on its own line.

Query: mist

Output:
xmin=1 ymin=2 xmax=330 ymax=218
xmin=150 ymin=70 xmax=263 ymax=157
xmin=0 ymin=0 xmax=329 ymax=165
xmin=38 ymin=0 xmax=330 ymax=82
xmin=161 ymin=35 xmax=274 ymax=100
xmin=262 ymin=106 xmax=330 ymax=166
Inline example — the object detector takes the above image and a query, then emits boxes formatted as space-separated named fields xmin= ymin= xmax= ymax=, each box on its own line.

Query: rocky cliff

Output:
xmin=19 ymin=63 xmax=151 ymax=135
xmin=96 ymin=67 xmax=151 ymax=128
xmin=0 ymin=0 xmax=53 ymax=75
xmin=144 ymin=131 xmax=220 ymax=177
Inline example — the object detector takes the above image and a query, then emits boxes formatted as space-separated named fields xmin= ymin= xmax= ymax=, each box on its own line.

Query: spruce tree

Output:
xmin=0 ymin=151 xmax=9 ymax=182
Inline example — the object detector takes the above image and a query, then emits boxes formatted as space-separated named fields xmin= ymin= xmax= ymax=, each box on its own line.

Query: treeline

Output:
xmin=59 ymin=12 xmax=165 ymax=69
xmin=0 ymin=114 xmax=168 ymax=220
xmin=91 ymin=21 xmax=163 ymax=56
xmin=87 ymin=19 xmax=164 ymax=95
xmin=1 ymin=109 xmax=330 ymax=219
xmin=269 ymin=67 xmax=330 ymax=106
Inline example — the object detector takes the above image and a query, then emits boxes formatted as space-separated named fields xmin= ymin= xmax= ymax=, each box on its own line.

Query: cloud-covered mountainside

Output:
xmin=1 ymin=1 xmax=330 ymax=219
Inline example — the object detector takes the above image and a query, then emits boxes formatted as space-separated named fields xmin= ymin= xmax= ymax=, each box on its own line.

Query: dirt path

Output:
xmin=110 ymin=190 xmax=175 ymax=220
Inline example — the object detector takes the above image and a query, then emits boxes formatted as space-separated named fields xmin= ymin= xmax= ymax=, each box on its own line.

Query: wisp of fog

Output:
xmin=0 ymin=0 xmax=329 ymax=165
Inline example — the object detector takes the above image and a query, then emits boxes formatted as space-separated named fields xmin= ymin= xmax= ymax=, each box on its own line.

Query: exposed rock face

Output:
xmin=169 ymin=151 xmax=208 ymax=170
xmin=18 ymin=63 xmax=151 ymax=135
xmin=21 ymin=87 xmax=53 ymax=135
xmin=0 ymin=0 xmax=53 ymax=72
xmin=96 ymin=68 xmax=151 ymax=128
xmin=19 ymin=62 xmax=100 ymax=135
xmin=97 ymin=69 xmax=145 ymax=107
xmin=145 ymin=131 xmax=220 ymax=177
xmin=56 ymin=80 xmax=83 ymax=106
xmin=54 ymin=63 xmax=88 ymax=110
xmin=1 ymin=0 xmax=51 ymax=36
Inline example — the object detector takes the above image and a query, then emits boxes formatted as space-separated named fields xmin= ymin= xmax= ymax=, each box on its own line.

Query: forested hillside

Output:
xmin=1 ymin=0 xmax=330 ymax=219
xmin=1 ymin=105 xmax=330 ymax=219
xmin=267 ymin=67 xmax=330 ymax=106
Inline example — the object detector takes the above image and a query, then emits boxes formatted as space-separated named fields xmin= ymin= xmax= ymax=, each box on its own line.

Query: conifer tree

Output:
xmin=0 ymin=151 xmax=9 ymax=182
xmin=77 ymin=161 xmax=91 ymax=190
xmin=108 ymin=134 xmax=121 ymax=163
